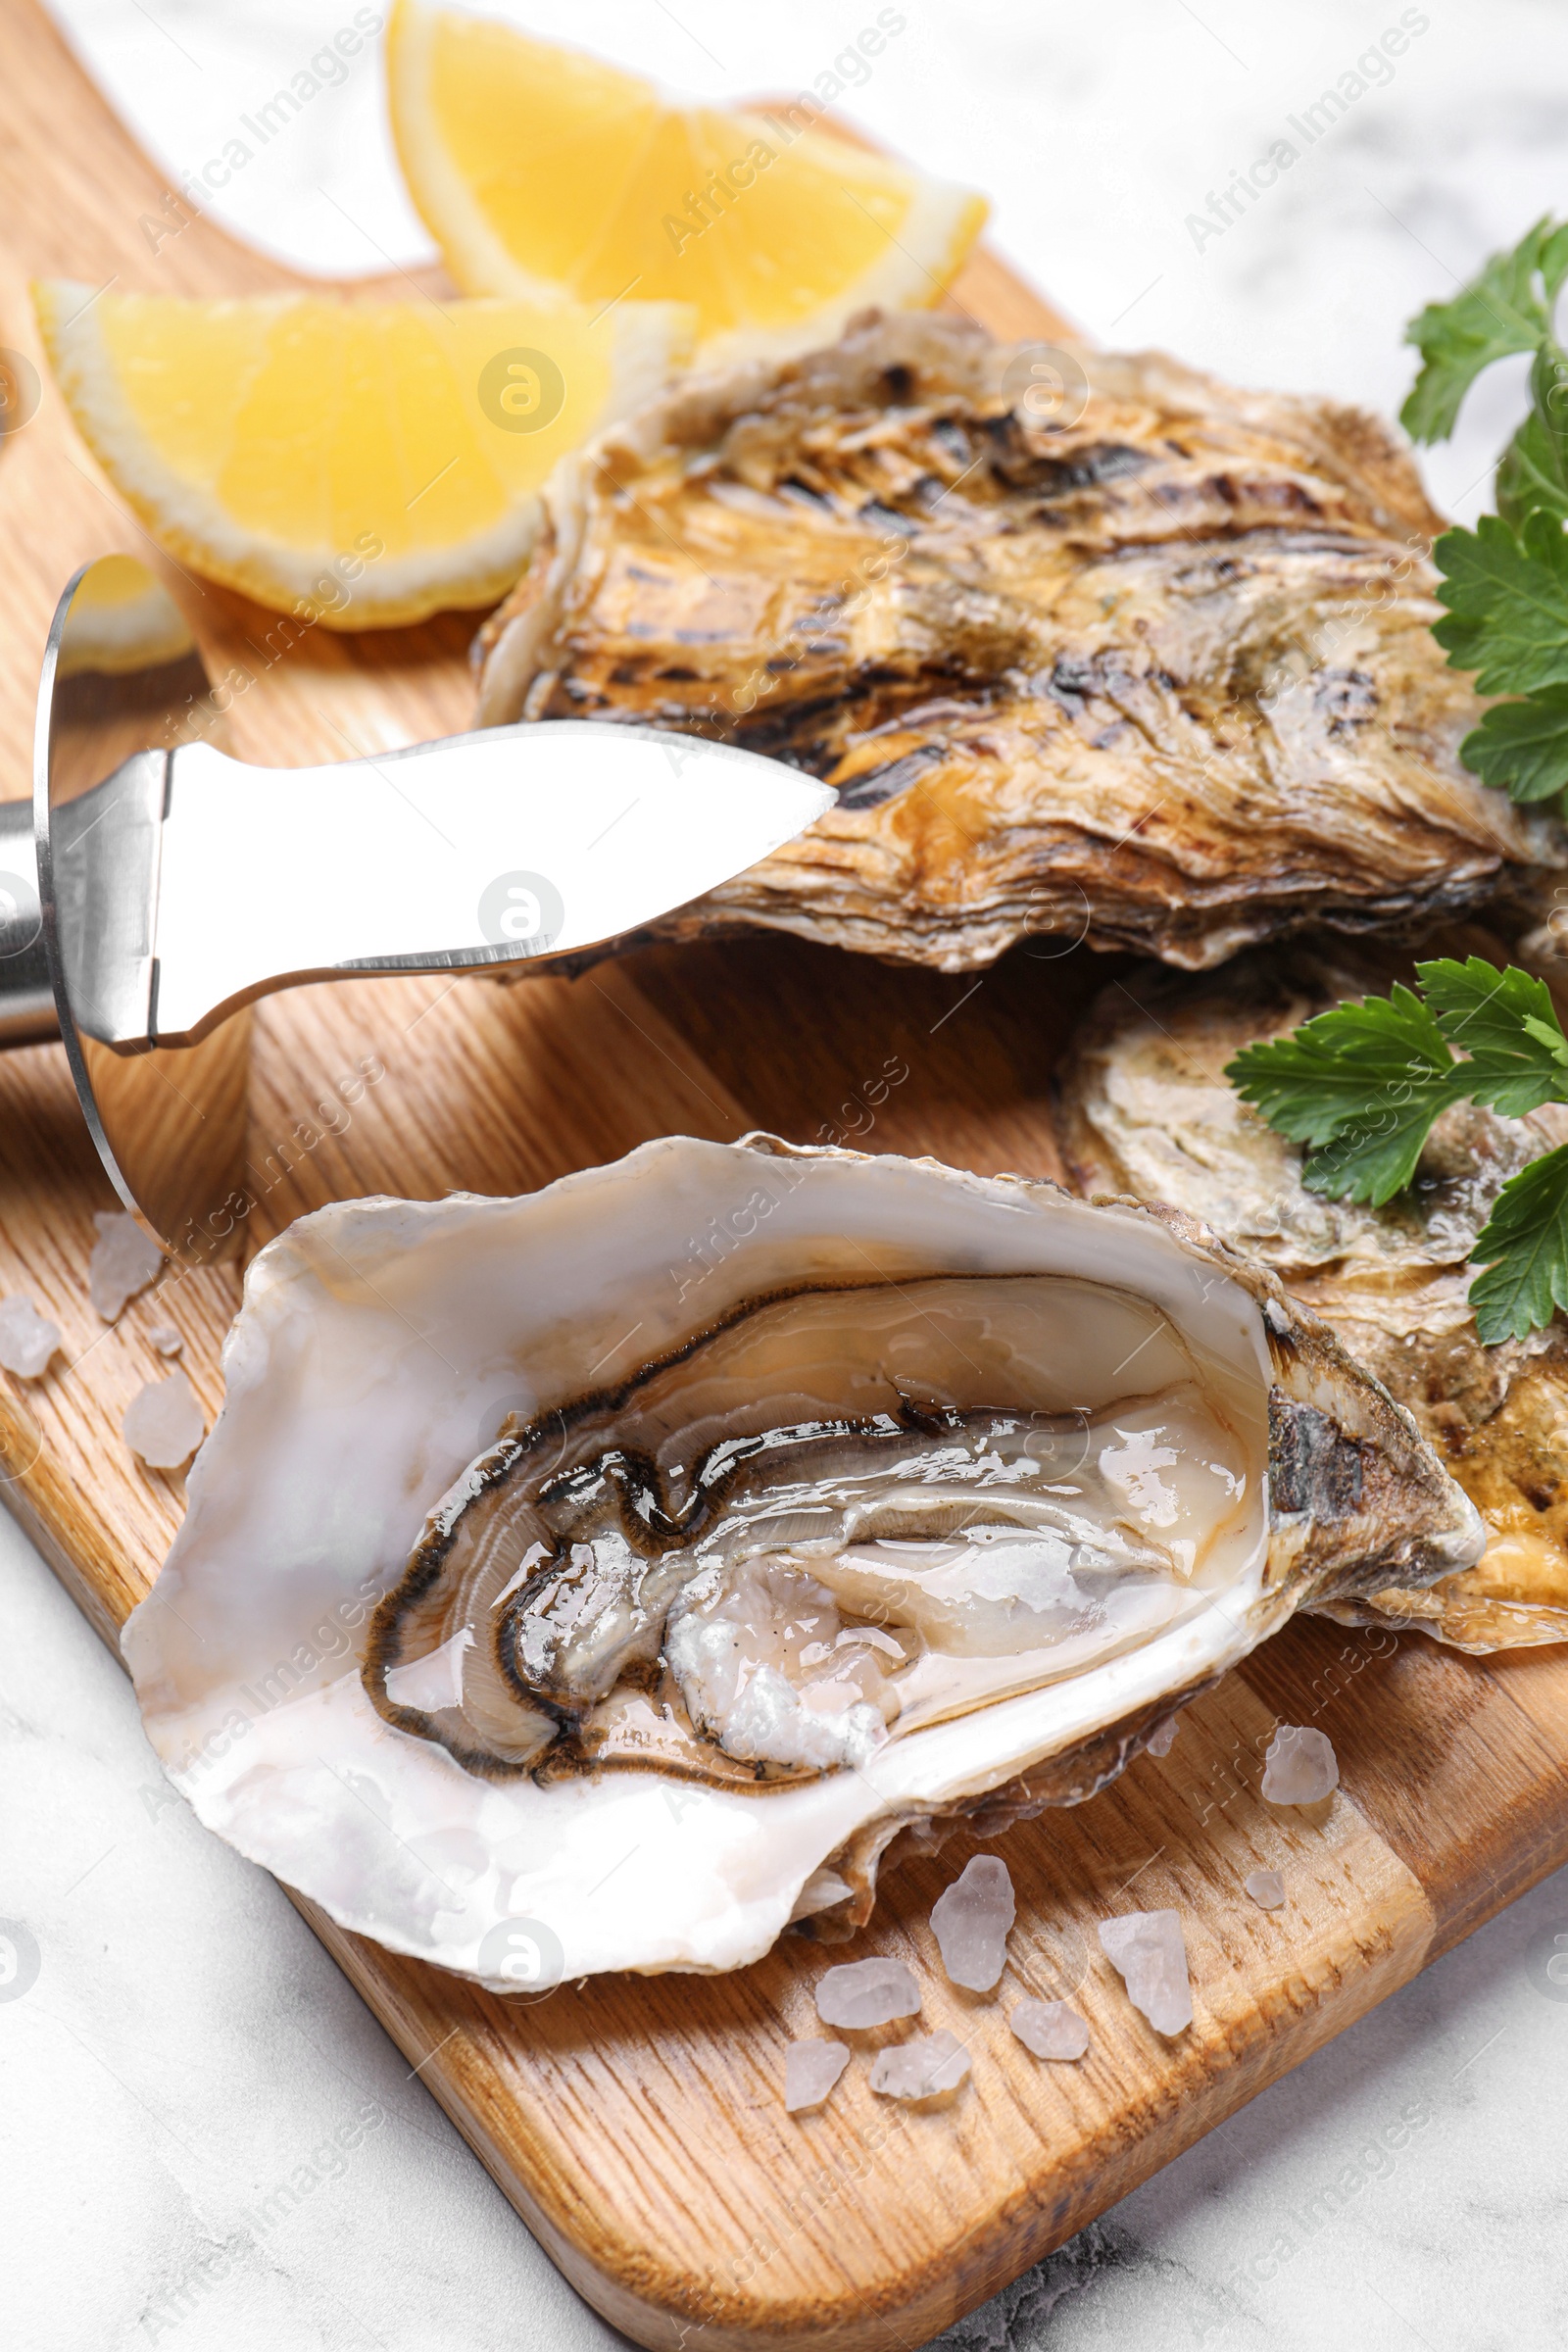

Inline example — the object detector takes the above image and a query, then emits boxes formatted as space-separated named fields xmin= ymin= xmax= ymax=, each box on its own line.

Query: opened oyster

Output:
xmin=123 ymin=1138 xmax=1480 ymax=1984
xmin=475 ymin=310 xmax=1561 ymax=973
xmin=1054 ymin=941 xmax=1568 ymax=1651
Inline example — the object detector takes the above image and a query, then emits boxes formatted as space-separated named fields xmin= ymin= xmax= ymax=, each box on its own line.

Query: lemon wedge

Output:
xmin=34 ymin=281 xmax=692 ymax=628
xmin=386 ymin=0 xmax=988 ymax=363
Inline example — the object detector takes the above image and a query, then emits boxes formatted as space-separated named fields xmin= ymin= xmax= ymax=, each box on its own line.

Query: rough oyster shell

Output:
xmin=474 ymin=309 xmax=1561 ymax=974
xmin=1054 ymin=942 xmax=1568 ymax=1652
xmin=122 ymin=1138 xmax=1480 ymax=1984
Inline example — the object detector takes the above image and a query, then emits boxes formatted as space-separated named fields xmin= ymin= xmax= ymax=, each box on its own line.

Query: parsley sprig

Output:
xmin=1402 ymin=217 xmax=1568 ymax=808
xmin=1402 ymin=220 xmax=1568 ymax=447
xmin=1225 ymin=957 xmax=1568 ymax=1343
xmin=1219 ymin=231 xmax=1568 ymax=1343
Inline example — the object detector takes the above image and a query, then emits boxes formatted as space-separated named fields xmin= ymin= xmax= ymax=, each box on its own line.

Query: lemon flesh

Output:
xmin=35 ymin=282 xmax=692 ymax=628
xmin=387 ymin=1 xmax=988 ymax=363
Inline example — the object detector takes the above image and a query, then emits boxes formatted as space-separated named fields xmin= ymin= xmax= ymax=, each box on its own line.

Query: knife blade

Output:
xmin=54 ymin=721 xmax=834 ymax=1050
xmin=26 ymin=556 xmax=835 ymax=1055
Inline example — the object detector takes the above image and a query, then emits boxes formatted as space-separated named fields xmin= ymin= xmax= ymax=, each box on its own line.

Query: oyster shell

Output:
xmin=1054 ymin=943 xmax=1568 ymax=1652
xmin=474 ymin=310 xmax=1561 ymax=974
xmin=122 ymin=1138 xmax=1480 ymax=1984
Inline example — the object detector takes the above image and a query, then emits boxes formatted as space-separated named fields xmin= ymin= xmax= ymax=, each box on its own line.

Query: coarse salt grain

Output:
xmin=930 ymin=1854 xmax=1015 ymax=1991
xmin=1010 ymin=1999 xmax=1089 ymax=2061
xmin=122 ymin=1371 xmax=205 ymax=1469
xmin=0 ymin=1295 xmax=61 ymax=1380
xmin=814 ymin=1956 xmax=920 ymax=2031
xmin=88 ymin=1213 xmax=163 ymax=1323
xmin=1245 ymin=1869 xmax=1286 ymax=1910
xmin=1260 ymin=1724 xmax=1338 ymax=1805
xmin=1099 ymin=1909 xmax=1192 ymax=2037
xmin=784 ymin=2039 xmax=851 ymax=2114
xmin=868 ymin=2031 xmax=969 ymax=2101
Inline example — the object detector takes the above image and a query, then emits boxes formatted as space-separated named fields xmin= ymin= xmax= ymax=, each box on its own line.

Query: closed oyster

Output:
xmin=122 ymin=1138 xmax=1480 ymax=1984
xmin=1054 ymin=944 xmax=1568 ymax=1652
xmin=474 ymin=309 xmax=1561 ymax=974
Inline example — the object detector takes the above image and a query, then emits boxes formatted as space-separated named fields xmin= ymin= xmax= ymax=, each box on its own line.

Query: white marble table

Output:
xmin=9 ymin=4 xmax=1568 ymax=2345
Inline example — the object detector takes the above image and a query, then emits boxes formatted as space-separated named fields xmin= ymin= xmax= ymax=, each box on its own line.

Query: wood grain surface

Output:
xmin=2 ymin=6 xmax=1566 ymax=2345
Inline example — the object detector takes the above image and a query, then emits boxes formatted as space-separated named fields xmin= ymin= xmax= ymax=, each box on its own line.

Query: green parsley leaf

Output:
xmin=1529 ymin=337 xmax=1568 ymax=482
xmin=1227 ymin=959 xmax=1568 ymax=1338
xmin=1496 ymin=411 xmax=1568 ymax=533
xmin=1224 ymin=985 xmax=1463 ymax=1205
xmin=1417 ymin=956 xmax=1568 ymax=1112
xmin=1433 ymin=510 xmax=1568 ymax=695
xmin=1496 ymin=343 xmax=1568 ymax=531
xmin=1295 ymin=1092 xmax=1464 ymax=1208
xmin=1401 ymin=218 xmax=1568 ymax=445
xmin=1458 ymin=686 xmax=1568 ymax=803
xmin=1468 ymin=1144 xmax=1568 ymax=1341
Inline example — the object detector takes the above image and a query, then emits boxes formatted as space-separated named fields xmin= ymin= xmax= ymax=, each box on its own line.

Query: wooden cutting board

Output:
xmin=4 ymin=6 xmax=1568 ymax=2343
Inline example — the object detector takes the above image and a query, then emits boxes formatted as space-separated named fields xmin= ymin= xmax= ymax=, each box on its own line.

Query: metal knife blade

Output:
xmin=139 ymin=722 xmax=833 ymax=1047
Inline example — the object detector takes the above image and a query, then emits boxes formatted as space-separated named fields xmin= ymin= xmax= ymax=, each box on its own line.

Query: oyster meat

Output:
xmin=123 ymin=1138 xmax=1480 ymax=1984
xmin=1054 ymin=943 xmax=1568 ymax=1652
xmin=475 ymin=310 xmax=1561 ymax=974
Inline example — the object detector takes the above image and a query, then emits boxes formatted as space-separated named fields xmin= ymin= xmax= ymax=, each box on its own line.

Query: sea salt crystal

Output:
xmin=1010 ymin=1999 xmax=1090 ymax=2062
xmin=1245 ymin=1869 xmax=1286 ymax=1910
xmin=147 ymin=1325 xmax=183 ymax=1357
xmin=931 ymin=1855 xmax=1015 ymax=1991
xmin=1099 ymin=1909 xmax=1193 ymax=2037
xmin=814 ymin=1956 xmax=920 ymax=2030
xmin=88 ymin=1213 xmax=163 ymax=1322
xmin=1146 ymin=1715 xmax=1180 ymax=1758
xmin=868 ymin=2030 xmax=969 ymax=2101
xmin=1260 ymin=1724 xmax=1339 ymax=1806
xmin=784 ymin=2039 xmax=851 ymax=2114
xmin=0 ymin=1295 xmax=61 ymax=1379
xmin=122 ymin=1371 xmax=205 ymax=1469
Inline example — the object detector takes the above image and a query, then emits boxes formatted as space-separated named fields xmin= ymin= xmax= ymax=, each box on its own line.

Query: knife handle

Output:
xmin=0 ymin=798 xmax=56 ymax=1047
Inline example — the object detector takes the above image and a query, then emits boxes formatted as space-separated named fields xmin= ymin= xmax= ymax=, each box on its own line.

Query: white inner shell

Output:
xmin=122 ymin=1139 xmax=1274 ymax=1984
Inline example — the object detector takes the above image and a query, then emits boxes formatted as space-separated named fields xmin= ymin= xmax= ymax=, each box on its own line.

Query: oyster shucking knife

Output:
xmin=0 ymin=557 xmax=834 ymax=1258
